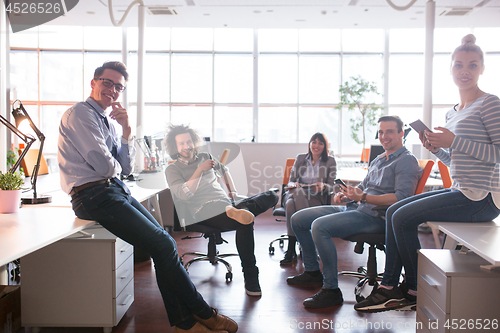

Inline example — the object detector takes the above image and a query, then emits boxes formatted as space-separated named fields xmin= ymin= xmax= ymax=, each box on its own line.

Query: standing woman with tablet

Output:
xmin=355 ymin=34 xmax=500 ymax=312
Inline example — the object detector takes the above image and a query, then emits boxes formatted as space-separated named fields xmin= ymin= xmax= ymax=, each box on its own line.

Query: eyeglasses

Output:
xmin=94 ymin=78 xmax=126 ymax=92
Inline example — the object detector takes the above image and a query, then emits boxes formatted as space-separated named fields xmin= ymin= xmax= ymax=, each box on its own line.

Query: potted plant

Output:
xmin=0 ymin=171 xmax=25 ymax=213
xmin=336 ymin=76 xmax=385 ymax=160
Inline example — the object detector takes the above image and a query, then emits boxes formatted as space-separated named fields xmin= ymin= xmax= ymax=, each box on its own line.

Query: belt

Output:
xmin=70 ymin=179 xmax=111 ymax=196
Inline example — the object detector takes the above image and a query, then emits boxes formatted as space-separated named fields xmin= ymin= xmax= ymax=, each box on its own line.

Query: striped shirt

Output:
xmin=435 ymin=93 xmax=500 ymax=208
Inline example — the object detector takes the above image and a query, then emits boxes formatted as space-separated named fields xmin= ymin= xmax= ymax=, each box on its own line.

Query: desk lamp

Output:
xmin=9 ymin=100 xmax=51 ymax=204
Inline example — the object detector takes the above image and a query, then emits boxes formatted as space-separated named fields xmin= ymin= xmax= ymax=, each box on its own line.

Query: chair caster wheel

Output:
xmin=226 ymin=272 xmax=233 ymax=281
xmin=269 ymin=246 xmax=275 ymax=254
xmin=279 ymin=239 xmax=284 ymax=247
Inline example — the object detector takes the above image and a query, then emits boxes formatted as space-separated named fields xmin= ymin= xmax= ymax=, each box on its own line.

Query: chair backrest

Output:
xmin=282 ymin=158 xmax=295 ymax=185
xmin=20 ymin=149 xmax=49 ymax=176
xmin=437 ymin=160 xmax=452 ymax=189
xmin=415 ymin=159 xmax=435 ymax=195
xmin=360 ymin=148 xmax=370 ymax=163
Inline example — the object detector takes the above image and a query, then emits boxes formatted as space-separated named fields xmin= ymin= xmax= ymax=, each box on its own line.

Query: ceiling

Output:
xmin=48 ymin=0 xmax=500 ymax=29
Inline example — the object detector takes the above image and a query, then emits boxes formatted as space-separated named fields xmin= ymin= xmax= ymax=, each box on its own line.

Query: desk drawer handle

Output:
xmin=419 ymin=306 xmax=438 ymax=323
xmin=119 ymin=245 xmax=132 ymax=253
xmin=420 ymin=274 xmax=439 ymax=288
xmin=120 ymin=294 xmax=133 ymax=306
xmin=119 ymin=270 xmax=131 ymax=279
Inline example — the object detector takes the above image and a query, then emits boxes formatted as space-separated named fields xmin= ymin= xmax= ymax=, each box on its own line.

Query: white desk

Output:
xmin=0 ymin=171 xmax=171 ymax=284
xmin=0 ymin=207 xmax=92 ymax=267
xmin=427 ymin=220 xmax=500 ymax=269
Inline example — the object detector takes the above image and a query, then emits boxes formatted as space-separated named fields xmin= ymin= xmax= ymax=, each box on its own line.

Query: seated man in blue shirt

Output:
xmin=58 ymin=61 xmax=236 ymax=333
xmin=286 ymin=116 xmax=422 ymax=309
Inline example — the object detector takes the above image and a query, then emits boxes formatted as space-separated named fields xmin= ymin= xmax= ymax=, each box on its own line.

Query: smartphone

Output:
xmin=334 ymin=179 xmax=347 ymax=188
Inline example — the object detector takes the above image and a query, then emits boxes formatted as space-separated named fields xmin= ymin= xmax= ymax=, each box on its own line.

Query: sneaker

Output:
xmin=225 ymin=206 xmax=254 ymax=225
xmin=280 ymin=251 xmax=297 ymax=265
xmin=243 ymin=267 xmax=262 ymax=296
xmin=396 ymin=281 xmax=417 ymax=311
xmin=354 ymin=285 xmax=409 ymax=312
xmin=303 ymin=288 xmax=343 ymax=309
xmin=286 ymin=271 xmax=323 ymax=287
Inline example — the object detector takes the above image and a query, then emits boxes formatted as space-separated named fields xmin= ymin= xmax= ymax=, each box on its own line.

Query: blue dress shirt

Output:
xmin=58 ymin=97 xmax=135 ymax=194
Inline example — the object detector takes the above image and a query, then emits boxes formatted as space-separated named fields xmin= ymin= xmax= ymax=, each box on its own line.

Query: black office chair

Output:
xmin=172 ymin=198 xmax=238 ymax=282
xmin=338 ymin=233 xmax=386 ymax=302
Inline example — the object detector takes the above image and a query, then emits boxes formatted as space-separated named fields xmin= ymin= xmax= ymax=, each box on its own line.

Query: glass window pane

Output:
xmin=299 ymin=29 xmax=340 ymax=52
xmin=342 ymin=55 xmax=384 ymax=104
xmin=342 ymin=29 xmax=384 ymax=53
xmin=299 ymin=55 xmax=340 ymax=104
xmin=214 ymin=54 xmax=253 ymax=103
xmin=341 ymin=108 xmax=378 ymax=157
xmin=474 ymin=28 xmax=500 ymax=52
xmin=126 ymin=53 xmax=170 ymax=104
xmin=142 ymin=105 xmax=170 ymax=136
xmin=433 ymin=54 xmax=459 ymax=104
xmin=171 ymin=28 xmax=213 ymax=51
xmin=389 ymin=29 xmax=424 ymax=53
xmin=214 ymin=106 xmax=253 ymax=142
xmin=146 ymin=27 xmax=171 ymax=51
xmin=9 ymin=28 xmax=38 ymax=48
xmin=40 ymin=51 xmax=83 ymax=101
xmin=171 ymin=106 xmax=212 ymax=139
xmin=298 ymin=107 xmax=339 ymax=155
xmin=84 ymin=52 xmax=123 ymax=99
xmin=10 ymin=51 xmax=38 ymax=101
xmin=258 ymin=107 xmax=297 ymax=143
xmin=214 ymin=28 xmax=253 ymax=52
xmin=259 ymin=54 xmax=297 ymax=103
xmin=481 ymin=54 xmax=500 ymax=97
xmin=83 ymin=26 xmax=122 ymax=50
xmin=171 ymin=54 xmax=212 ymax=103
xmin=389 ymin=54 xmax=424 ymax=104
xmin=41 ymin=104 xmax=71 ymax=154
xmin=434 ymin=28 xmax=471 ymax=53
xmin=39 ymin=25 xmax=83 ymax=49
xmin=258 ymin=29 xmax=298 ymax=52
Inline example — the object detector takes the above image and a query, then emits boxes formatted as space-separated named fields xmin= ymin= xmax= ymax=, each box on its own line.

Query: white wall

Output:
xmin=206 ymin=142 xmax=306 ymax=197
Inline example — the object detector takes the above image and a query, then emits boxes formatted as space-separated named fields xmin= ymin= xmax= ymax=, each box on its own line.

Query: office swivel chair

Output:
xmin=172 ymin=197 xmax=239 ymax=281
xmin=339 ymin=159 xmax=434 ymax=302
xmin=269 ymin=158 xmax=295 ymax=254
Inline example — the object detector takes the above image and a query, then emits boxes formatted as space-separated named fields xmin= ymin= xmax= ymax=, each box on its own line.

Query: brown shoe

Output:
xmin=193 ymin=308 xmax=238 ymax=333
xmin=174 ymin=322 xmax=228 ymax=333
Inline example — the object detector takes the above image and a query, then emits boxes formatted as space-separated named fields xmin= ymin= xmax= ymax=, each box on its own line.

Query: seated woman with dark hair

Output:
xmin=280 ymin=132 xmax=337 ymax=265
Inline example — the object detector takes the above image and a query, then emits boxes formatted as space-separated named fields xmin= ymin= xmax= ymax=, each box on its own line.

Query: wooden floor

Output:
xmin=23 ymin=210 xmax=439 ymax=333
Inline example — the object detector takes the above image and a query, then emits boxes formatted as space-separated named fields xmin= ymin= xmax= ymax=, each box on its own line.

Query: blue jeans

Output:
xmin=291 ymin=204 xmax=385 ymax=289
xmin=382 ymin=189 xmax=500 ymax=291
xmin=71 ymin=179 xmax=211 ymax=328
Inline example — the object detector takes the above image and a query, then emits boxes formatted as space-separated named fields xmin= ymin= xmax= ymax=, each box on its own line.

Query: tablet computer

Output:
xmin=409 ymin=119 xmax=432 ymax=133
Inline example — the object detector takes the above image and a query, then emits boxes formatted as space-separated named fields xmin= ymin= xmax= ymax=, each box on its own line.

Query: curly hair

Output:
xmin=164 ymin=124 xmax=201 ymax=159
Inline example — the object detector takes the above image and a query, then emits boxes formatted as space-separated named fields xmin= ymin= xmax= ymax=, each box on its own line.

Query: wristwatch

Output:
xmin=361 ymin=192 xmax=367 ymax=203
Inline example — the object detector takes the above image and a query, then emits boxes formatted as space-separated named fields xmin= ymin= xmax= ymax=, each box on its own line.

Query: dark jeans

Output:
xmin=71 ymin=178 xmax=211 ymax=328
xmin=195 ymin=190 xmax=279 ymax=270
xmin=382 ymin=189 xmax=500 ymax=291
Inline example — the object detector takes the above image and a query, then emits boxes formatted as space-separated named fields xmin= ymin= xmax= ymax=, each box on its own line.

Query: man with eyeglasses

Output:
xmin=58 ymin=61 xmax=237 ymax=333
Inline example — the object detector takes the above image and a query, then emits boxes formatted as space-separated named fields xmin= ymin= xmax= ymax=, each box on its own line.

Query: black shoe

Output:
xmin=280 ymin=251 xmax=297 ymax=265
xmin=303 ymin=288 xmax=343 ymax=309
xmin=243 ymin=267 xmax=262 ymax=296
xmin=354 ymin=285 xmax=409 ymax=312
xmin=286 ymin=271 xmax=323 ymax=287
xmin=396 ymin=281 xmax=417 ymax=311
